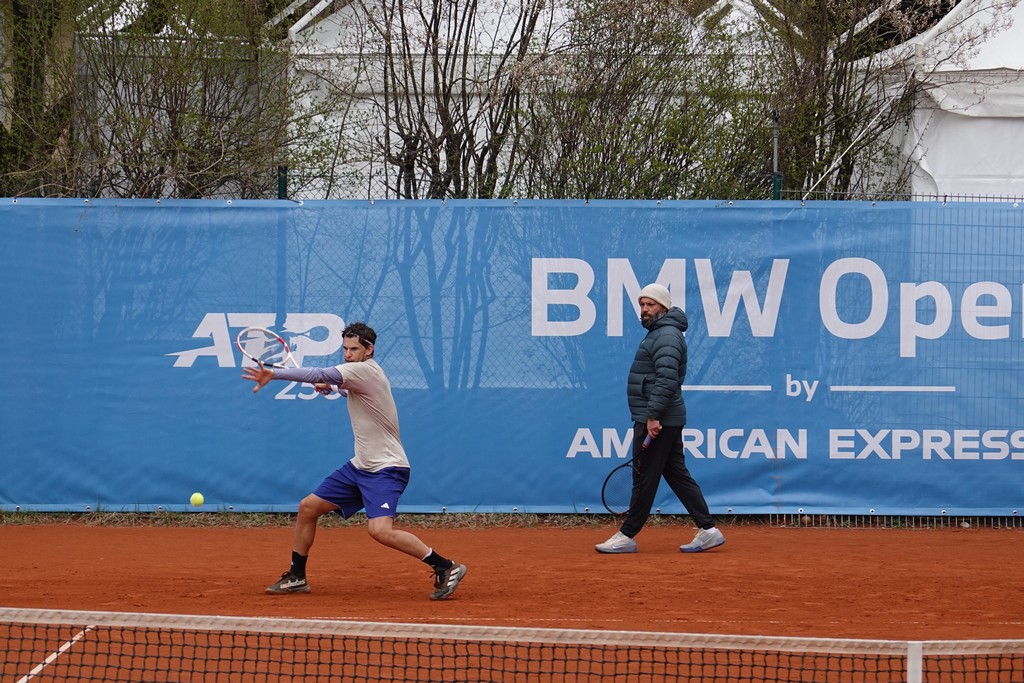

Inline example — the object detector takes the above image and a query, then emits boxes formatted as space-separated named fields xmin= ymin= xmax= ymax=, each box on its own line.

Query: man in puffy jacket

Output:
xmin=596 ymin=283 xmax=726 ymax=554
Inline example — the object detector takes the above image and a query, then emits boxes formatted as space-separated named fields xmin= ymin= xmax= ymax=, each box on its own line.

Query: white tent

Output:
xmin=902 ymin=0 xmax=1024 ymax=198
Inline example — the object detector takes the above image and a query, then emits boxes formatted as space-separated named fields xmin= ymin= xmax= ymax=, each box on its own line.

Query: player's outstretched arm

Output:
xmin=243 ymin=366 xmax=346 ymax=395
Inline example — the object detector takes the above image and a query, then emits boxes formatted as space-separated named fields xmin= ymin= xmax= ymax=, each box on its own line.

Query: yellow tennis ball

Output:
xmin=190 ymin=492 xmax=204 ymax=507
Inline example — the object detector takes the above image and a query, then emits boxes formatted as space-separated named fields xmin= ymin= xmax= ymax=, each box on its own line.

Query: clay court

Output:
xmin=2 ymin=519 xmax=1022 ymax=642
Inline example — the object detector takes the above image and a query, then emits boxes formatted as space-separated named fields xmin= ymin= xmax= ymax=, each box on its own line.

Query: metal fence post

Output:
xmin=277 ymin=166 xmax=288 ymax=200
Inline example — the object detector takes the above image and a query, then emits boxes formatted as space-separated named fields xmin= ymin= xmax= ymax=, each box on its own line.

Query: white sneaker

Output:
xmin=680 ymin=527 xmax=725 ymax=553
xmin=595 ymin=531 xmax=637 ymax=554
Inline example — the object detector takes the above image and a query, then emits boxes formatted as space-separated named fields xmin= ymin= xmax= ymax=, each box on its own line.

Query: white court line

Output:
xmin=16 ymin=625 xmax=94 ymax=683
xmin=683 ymin=385 xmax=772 ymax=392
xmin=830 ymin=385 xmax=956 ymax=393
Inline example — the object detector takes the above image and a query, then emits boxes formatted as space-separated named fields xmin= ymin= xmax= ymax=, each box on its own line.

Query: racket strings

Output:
xmin=239 ymin=329 xmax=292 ymax=367
xmin=601 ymin=462 xmax=635 ymax=516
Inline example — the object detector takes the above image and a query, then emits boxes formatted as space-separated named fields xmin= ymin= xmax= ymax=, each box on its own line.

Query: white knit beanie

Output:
xmin=638 ymin=283 xmax=672 ymax=310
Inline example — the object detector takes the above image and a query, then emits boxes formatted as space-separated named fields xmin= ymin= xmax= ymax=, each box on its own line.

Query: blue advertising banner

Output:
xmin=1 ymin=199 xmax=1022 ymax=515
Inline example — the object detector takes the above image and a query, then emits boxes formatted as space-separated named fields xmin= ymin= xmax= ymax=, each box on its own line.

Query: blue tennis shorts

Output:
xmin=313 ymin=461 xmax=410 ymax=519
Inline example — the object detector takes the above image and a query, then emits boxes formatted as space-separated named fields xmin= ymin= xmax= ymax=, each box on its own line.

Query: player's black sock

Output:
xmin=291 ymin=551 xmax=308 ymax=578
xmin=422 ymin=549 xmax=454 ymax=571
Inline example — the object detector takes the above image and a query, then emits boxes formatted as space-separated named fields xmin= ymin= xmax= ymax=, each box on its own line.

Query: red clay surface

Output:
xmin=2 ymin=522 xmax=1022 ymax=641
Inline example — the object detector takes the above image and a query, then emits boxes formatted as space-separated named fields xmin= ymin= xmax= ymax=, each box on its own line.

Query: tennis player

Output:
xmin=242 ymin=322 xmax=467 ymax=600
xmin=596 ymin=283 xmax=725 ymax=554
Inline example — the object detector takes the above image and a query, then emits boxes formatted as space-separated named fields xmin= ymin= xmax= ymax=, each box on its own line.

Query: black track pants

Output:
xmin=620 ymin=423 xmax=715 ymax=537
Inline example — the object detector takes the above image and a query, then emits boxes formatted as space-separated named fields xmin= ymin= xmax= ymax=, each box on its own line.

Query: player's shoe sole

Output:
xmin=265 ymin=572 xmax=310 ymax=594
xmin=431 ymin=562 xmax=467 ymax=600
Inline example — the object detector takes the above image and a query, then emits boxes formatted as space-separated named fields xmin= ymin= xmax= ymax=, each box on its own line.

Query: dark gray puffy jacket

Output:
xmin=627 ymin=307 xmax=688 ymax=426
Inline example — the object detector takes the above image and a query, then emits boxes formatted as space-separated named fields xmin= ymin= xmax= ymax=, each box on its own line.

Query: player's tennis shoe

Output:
xmin=265 ymin=571 xmax=310 ymax=594
xmin=595 ymin=531 xmax=637 ymax=554
xmin=680 ymin=527 xmax=725 ymax=553
xmin=431 ymin=562 xmax=467 ymax=600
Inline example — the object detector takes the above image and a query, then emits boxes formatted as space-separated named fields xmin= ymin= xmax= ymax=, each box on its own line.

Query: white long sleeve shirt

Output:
xmin=272 ymin=360 xmax=409 ymax=472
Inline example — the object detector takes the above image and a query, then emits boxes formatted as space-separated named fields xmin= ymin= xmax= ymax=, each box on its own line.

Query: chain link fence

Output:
xmin=231 ymin=168 xmax=1024 ymax=203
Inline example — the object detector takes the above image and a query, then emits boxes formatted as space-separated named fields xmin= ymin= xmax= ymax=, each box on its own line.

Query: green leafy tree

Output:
xmin=0 ymin=0 xmax=78 ymax=195
xmin=514 ymin=0 xmax=779 ymax=200
xmin=0 ymin=0 xmax=349 ymax=198
xmin=756 ymin=0 xmax=1018 ymax=198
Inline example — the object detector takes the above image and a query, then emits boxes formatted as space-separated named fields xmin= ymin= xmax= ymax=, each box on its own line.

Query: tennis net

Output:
xmin=2 ymin=607 xmax=1022 ymax=682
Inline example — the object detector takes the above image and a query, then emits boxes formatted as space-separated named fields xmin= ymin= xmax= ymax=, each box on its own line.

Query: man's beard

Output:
xmin=642 ymin=310 xmax=666 ymax=329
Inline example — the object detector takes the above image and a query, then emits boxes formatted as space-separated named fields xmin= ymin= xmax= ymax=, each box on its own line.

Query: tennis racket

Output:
xmin=600 ymin=434 xmax=652 ymax=515
xmin=235 ymin=326 xmax=298 ymax=369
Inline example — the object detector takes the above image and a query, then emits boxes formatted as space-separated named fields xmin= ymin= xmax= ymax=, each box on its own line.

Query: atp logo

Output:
xmin=168 ymin=313 xmax=346 ymax=367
